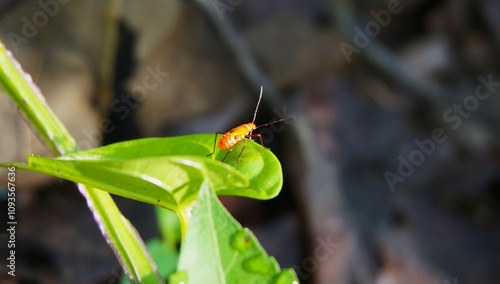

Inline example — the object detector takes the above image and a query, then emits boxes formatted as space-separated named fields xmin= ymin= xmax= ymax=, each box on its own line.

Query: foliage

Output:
xmin=0 ymin=41 xmax=298 ymax=283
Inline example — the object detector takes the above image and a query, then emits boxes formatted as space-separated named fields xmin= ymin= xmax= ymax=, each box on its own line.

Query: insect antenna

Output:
xmin=255 ymin=116 xmax=295 ymax=129
xmin=251 ymin=86 xmax=264 ymax=124
xmin=252 ymin=86 xmax=295 ymax=129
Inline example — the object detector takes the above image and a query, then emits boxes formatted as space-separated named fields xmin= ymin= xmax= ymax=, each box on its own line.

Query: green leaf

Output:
xmin=172 ymin=181 xmax=299 ymax=284
xmin=22 ymin=154 xmax=248 ymax=213
xmin=60 ymin=134 xmax=283 ymax=199
xmin=14 ymin=134 xmax=283 ymax=203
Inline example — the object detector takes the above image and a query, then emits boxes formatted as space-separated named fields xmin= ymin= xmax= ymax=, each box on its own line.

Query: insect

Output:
xmin=207 ymin=86 xmax=294 ymax=163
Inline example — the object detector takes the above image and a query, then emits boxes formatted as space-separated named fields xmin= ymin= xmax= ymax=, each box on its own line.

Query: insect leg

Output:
xmin=207 ymin=132 xmax=224 ymax=157
xmin=221 ymin=140 xmax=240 ymax=162
xmin=246 ymin=133 xmax=265 ymax=147
xmin=236 ymin=139 xmax=248 ymax=164
xmin=221 ymin=149 xmax=232 ymax=162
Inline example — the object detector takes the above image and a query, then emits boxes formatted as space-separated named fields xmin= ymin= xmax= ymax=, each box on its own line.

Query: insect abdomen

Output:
xmin=218 ymin=123 xmax=256 ymax=150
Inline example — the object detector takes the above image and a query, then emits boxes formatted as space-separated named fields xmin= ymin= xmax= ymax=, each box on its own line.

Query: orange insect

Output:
xmin=208 ymin=86 xmax=294 ymax=163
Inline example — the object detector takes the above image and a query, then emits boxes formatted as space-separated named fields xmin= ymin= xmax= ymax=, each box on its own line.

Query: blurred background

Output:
xmin=1 ymin=0 xmax=500 ymax=283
